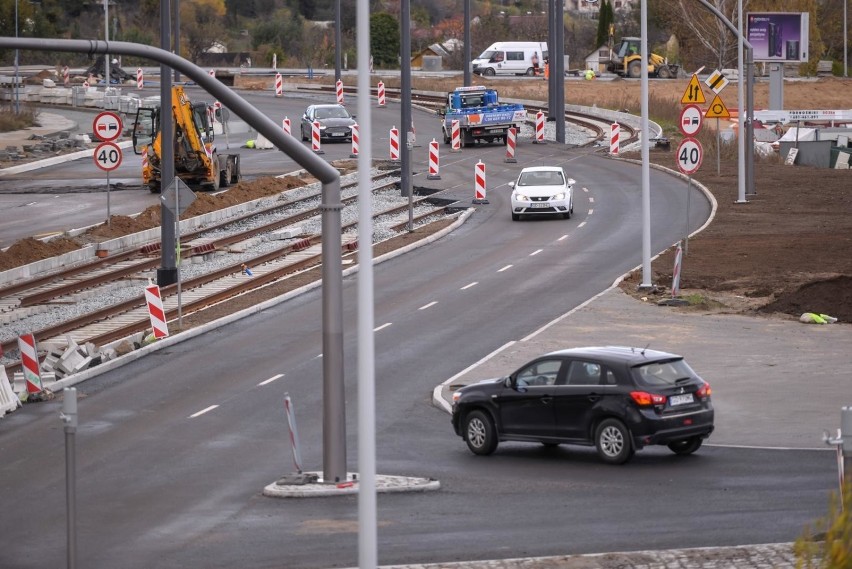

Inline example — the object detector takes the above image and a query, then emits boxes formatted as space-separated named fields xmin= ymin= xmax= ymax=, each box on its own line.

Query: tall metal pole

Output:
xmin=400 ymin=0 xmax=412 ymax=198
xmin=104 ymin=0 xmax=109 ymax=85
xmin=61 ymin=388 xmax=78 ymax=569
xmin=554 ymin=0 xmax=565 ymax=143
xmin=736 ymin=0 xmax=746 ymax=203
xmin=158 ymin=0 xmax=178 ymax=287
xmin=335 ymin=0 xmax=342 ymax=82
xmin=548 ymin=0 xmax=556 ymax=119
xmin=464 ymin=0 xmax=471 ymax=86
xmin=356 ymin=0 xmax=377 ymax=564
xmin=845 ymin=0 xmax=848 ymax=78
xmin=14 ymin=0 xmax=19 ymax=114
xmin=639 ymin=0 xmax=652 ymax=289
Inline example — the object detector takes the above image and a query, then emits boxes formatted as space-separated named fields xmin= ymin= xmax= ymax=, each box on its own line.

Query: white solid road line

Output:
xmin=189 ymin=405 xmax=219 ymax=418
xmin=374 ymin=322 xmax=392 ymax=332
xmin=460 ymin=282 xmax=478 ymax=290
xmin=418 ymin=301 xmax=438 ymax=310
xmin=498 ymin=264 xmax=513 ymax=272
xmin=258 ymin=373 xmax=284 ymax=386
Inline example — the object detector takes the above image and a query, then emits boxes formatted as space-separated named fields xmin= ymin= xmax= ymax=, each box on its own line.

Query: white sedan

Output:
xmin=509 ymin=166 xmax=575 ymax=221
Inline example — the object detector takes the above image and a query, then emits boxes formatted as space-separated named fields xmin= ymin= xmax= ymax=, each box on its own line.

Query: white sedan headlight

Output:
xmin=514 ymin=193 xmax=529 ymax=201
xmin=552 ymin=192 xmax=565 ymax=201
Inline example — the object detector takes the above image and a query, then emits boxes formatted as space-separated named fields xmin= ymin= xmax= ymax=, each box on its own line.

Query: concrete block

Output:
xmin=270 ymin=226 xmax=304 ymax=240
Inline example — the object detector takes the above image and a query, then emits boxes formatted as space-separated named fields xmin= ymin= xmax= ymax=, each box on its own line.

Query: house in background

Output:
xmin=566 ymin=0 xmax=637 ymax=14
xmin=411 ymin=39 xmax=462 ymax=70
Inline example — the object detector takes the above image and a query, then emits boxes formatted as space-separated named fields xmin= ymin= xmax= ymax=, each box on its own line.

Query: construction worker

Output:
xmin=531 ymin=52 xmax=540 ymax=76
xmin=544 ymin=56 xmax=550 ymax=80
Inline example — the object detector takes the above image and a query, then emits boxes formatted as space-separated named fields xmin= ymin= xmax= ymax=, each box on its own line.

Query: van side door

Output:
xmin=504 ymin=50 xmax=526 ymax=75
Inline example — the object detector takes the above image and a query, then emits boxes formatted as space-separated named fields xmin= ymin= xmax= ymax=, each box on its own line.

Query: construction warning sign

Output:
xmin=705 ymin=94 xmax=731 ymax=119
xmin=680 ymin=74 xmax=706 ymax=105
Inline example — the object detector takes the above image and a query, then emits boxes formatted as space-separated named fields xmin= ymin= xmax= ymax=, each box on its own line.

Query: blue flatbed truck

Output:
xmin=437 ymin=86 xmax=527 ymax=147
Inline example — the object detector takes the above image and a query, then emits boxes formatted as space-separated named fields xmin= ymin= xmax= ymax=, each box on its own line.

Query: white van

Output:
xmin=471 ymin=41 xmax=549 ymax=77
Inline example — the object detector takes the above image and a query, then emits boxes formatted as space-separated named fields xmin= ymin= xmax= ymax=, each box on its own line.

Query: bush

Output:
xmin=0 ymin=107 xmax=38 ymax=133
xmin=794 ymin=479 xmax=852 ymax=568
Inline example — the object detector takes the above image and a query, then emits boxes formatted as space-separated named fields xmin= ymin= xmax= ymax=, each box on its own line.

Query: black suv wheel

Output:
xmin=595 ymin=418 xmax=634 ymax=464
xmin=667 ymin=436 xmax=703 ymax=455
xmin=464 ymin=410 xmax=498 ymax=455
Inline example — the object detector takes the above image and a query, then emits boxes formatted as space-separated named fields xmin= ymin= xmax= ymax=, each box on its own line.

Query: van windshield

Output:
xmin=478 ymin=50 xmax=498 ymax=60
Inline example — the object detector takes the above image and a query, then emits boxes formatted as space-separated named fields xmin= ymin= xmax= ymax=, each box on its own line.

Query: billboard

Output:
xmin=746 ymin=12 xmax=810 ymax=63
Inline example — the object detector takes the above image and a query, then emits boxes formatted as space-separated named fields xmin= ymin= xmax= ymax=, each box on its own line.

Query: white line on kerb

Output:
xmin=582 ymin=187 xmax=589 ymax=193
xmin=189 ymin=405 xmax=219 ymax=418
xmin=374 ymin=322 xmax=392 ymax=332
xmin=461 ymin=282 xmax=478 ymax=290
xmin=558 ymin=235 xmax=569 ymax=241
xmin=258 ymin=373 xmax=284 ymax=386
xmin=530 ymin=249 xmax=543 ymax=256
xmin=588 ymin=209 xmax=594 ymax=215
xmin=419 ymin=301 xmax=438 ymax=310
xmin=589 ymin=197 xmax=595 ymax=203
xmin=498 ymin=264 xmax=513 ymax=272
xmin=578 ymin=221 xmax=587 ymax=228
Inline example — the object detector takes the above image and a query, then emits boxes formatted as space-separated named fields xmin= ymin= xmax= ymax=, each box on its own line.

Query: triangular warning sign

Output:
xmin=705 ymin=94 xmax=731 ymax=119
xmin=680 ymin=74 xmax=706 ymax=104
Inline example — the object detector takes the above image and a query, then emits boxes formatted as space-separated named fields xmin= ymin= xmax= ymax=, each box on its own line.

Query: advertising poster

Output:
xmin=746 ymin=12 xmax=810 ymax=62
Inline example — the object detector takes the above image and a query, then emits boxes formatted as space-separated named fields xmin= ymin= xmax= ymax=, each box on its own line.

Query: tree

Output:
xmin=595 ymin=1 xmax=614 ymax=49
xmin=180 ymin=0 xmax=227 ymax=63
xmin=370 ymin=12 xmax=400 ymax=68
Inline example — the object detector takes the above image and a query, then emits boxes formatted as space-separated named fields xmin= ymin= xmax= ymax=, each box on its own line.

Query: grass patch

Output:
xmin=0 ymin=107 xmax=39 ymax=133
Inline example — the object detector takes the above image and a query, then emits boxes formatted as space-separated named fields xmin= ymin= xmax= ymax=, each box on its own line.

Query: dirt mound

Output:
xmin=759 ymin=275 xmax=852 ymax=322
xmin=0 ymin=236 xmax=81 ymax=271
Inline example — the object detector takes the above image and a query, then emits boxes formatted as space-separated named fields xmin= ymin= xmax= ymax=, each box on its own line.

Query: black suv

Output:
xmin=451 ymin=346 xmax=714 ymax=464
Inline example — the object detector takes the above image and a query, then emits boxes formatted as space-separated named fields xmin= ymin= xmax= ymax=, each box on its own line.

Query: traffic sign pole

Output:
xmin=93 ymin=141 xmax=123 ymax=227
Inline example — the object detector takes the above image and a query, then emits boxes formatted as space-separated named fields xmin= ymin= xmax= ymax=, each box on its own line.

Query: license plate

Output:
xmin=669 ymin=394 xmax=694 ymax=406
xmin=529 ymin=203 xmax=550 ymax=209
xmin=331 ymin=132 xmax=345 ymax=137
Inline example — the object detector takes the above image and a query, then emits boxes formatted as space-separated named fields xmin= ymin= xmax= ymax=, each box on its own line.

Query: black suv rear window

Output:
xmin=631 ymin=359 xmax=697 ymax=388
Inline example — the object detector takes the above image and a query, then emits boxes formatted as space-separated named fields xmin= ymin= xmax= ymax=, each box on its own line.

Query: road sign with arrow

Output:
xmin=680 ymin=74 xmax=706 ymax=105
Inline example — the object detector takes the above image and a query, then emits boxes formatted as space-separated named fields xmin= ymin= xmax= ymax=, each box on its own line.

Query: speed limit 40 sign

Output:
xmin=93 ymin=141 xmax=123 ymax=171
xmin=676 ymin=138 xmax=703 ymax=175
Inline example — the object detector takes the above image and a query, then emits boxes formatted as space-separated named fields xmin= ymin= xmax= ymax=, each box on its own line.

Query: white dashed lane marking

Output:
xmin=498 ymin=265 xmax=513 ymax=272
xmin=530 ymin=249 xmax=543 ymax=256
xmin=374 ymin=323 xmax=392 ymax=332
xmin=189 ymin=405 xmax=219 ymax=419
xmin=419 ymin=301 xmax=438 ymax=310
xmin=258 ymin=374 xmax=284 ymax=386
xmin=460 ymin=282 xmax=478 ymax=290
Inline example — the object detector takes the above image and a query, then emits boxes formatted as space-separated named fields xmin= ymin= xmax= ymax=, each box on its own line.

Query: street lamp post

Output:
xmin=14 ymin=0 xmax=20 ymax=114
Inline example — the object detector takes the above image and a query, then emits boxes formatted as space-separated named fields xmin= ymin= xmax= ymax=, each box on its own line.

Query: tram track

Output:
xmin=1 ymin=170 xmax=457 ymax=374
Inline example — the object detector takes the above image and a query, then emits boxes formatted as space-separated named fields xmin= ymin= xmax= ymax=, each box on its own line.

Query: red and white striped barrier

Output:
xmin=369 ymin=55 xmax=374 ymax=73
xmin=505 ymin=127 xmax=517 ymax=163
xmin=533 ymin=111 xmax=546 ymax=144
xmin=377 ymin=81 xmax=386 ymax=107
xmin=136 ymin=68 xmax=144 ymax=89
xmin=610 ymin=123 xmax=620 ymax=155
xmin=145 ymin=284 xmax=169 ymax=339
xmin=17 ymin=333 xmax=42 ymax=394
xmin=671 ymin=241 xmax=683 ymax=297
xmin=311 ymin=120 xmax=323 ymax=154
xmin=450 ymin=120 xmax=461 ymax=152
xmin=350 ymin=123 xmax=359 ymax=158
xmin=472 ymin=160 xmax=489 ymax=204
xmin=336 ymin=79 xmax=344 ymax=104
xmin=141 ymin=146 xmax=149 ymax=172
xmin=410 ymin=119 xmax=417 ymax=147
xmin=275 ymin=73 xmax=283 ymax=97
xmin=427 ymin=139 xmax=440 ymax=180
xmin=282 ymin=117 xmax=291 ymax=136
xmin=284 ymin=394 xmax=304 ymax=473
xmin=389 ymin=126 xmax=400 ymax=161
xmin=62 ymin=66 xmax=70 ymax=87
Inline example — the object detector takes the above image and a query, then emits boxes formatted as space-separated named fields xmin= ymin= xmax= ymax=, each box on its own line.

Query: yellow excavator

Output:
xmin=132 ymin=86 xmax=240 ymax=193
xmin=607 ymin=37 xmax=680 ymax=79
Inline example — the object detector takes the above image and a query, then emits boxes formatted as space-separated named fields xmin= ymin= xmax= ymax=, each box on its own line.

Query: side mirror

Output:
xmin=508 ymin=181 xmax=515 ymax=189
xmin=351 ymin=114 xmax=357 ymax=120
